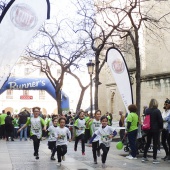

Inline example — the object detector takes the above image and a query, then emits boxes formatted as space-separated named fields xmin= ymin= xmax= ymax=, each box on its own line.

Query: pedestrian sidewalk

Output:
xmin=0 ymin=139 xmax=170 ymax=170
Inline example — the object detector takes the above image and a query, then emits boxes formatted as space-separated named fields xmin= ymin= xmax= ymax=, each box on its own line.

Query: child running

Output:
xmin=55 ymin=117 xmax=71 ymax=166
xmin=89 ymin=116 xmax=117 ymax=168
xmin=89 ymin=110 xmax=102 ymax=164
xmin=18 ymin=107 xmax=46 ymax=160
xmin=74 ymin=110 xmax=86 ymax=155
xmin=46 ymin=117 xmax=58 ymax=160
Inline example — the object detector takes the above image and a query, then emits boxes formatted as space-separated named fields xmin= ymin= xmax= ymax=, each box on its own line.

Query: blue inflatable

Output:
xmin=0 ymin=77 xmax=69 ymax=111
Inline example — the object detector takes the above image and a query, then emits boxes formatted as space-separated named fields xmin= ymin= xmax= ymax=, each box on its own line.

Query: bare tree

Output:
xmin=75 ymin=0 xmax=170 ymax=115
xmin=24 ymin=21 xmax=91 ymax=114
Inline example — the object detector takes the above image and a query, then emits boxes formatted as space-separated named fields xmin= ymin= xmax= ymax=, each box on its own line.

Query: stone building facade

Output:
xmin=98 ymin=0 xmax=170 ymax=120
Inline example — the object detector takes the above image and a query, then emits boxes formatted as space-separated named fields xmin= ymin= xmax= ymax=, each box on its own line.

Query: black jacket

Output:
xmin=145 ymin=108 xmax=163 ymax=131
xmin=18 ymin=111 xmax=30 ymax=124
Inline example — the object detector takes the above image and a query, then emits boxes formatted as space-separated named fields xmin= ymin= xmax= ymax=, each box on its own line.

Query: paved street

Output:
xmin=0 ymin=138 xmax=170 ymax=170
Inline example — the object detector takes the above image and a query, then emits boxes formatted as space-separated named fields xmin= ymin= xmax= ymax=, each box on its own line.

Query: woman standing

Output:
xmin=142 ymin=99 xmax=163 ymax=164
xmin=126 ymin=104 xmax=138 ymax=160
xmin=18 ymin=107 xmax=46 ymax=159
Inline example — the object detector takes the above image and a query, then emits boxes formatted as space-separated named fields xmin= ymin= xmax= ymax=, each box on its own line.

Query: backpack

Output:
xmin=142 ymin=114 xmax=150 ymax=131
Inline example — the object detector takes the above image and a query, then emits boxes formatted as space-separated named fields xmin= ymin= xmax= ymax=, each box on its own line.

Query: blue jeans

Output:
xmin=127 ymin=129 xmax=138 ymax=157
xmin=20 ymin=124 xmax=27 ymax=140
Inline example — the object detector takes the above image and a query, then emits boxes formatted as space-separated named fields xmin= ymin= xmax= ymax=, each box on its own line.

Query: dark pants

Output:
xmin=74 ymin=134 xmax=85 ymax=153
xmin=127 ymin=129 xmax=138 ymax=157
xmin=100 ymin=143 xmax=110 ymax=163
xmin=92 ymin=140 xmax=99 ymax=160
xmin=31 ymin=135 xmax=41 ymax=155
xmin=0 ymin=125 xmax=6 ymax=139
xmin=119 ymin=129 xmax=125 ymax=142
xmin=85 ymin=129 xmax=90 ymax=143
xmin=161 ymin=129 xmax=170 ymax=156
xmin=56 ymin=145 xmax=67 ymax=162
xmin=14 ymin=128 xmax=19 ymax=138
xmin=143 ymin=131 xmax=160 ymax=159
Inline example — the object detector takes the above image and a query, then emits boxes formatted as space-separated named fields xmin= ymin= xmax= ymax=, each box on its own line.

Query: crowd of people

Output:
xmin=0 ymin=99 xmax=170 ymax=168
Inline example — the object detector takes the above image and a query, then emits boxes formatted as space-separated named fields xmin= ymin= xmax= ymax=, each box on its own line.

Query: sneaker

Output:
xmin=126 ymin=155 xmax=137 ymax=160
xmin=161 ymin=156 xmax=167 ymax=161
xmin=56 ymin=162 xmax=61 ymax=166
xmin=94 ymin=159 xmax=97 ymax=164
xmin=51 ymin=156 xmax=56 ymax=160
xmin=35 ymin=155 xmax=39 ymax=160
xmin=74 ymin=146 xmax=77 ymax=151
xmin=157 ymin=150 xmax=161 ymax=154
xmin=153 ymin=159 xmax=160 ymax=164
xmin=102 ymin=163 xmax=106 ymax=168
xmin=82 ymin=152 xmax=85 ymax=156
xmin=97 ymin=150 xmax=100 ymax=157
xmin=142 ymin=157 xmax=149 ymax=162
xmin=62 ymin=155 xmax=65 ymax=161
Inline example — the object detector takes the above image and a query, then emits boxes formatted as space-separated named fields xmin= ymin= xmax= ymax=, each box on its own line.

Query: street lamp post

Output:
xmin=86 ymin=60 xmax=95 ymax=118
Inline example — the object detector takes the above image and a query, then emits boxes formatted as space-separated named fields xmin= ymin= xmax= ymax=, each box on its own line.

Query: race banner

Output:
xmin=0 ymin=0 xmax=50 ymax=89
xmin=106 ymin=47 xmax=133 ymax=113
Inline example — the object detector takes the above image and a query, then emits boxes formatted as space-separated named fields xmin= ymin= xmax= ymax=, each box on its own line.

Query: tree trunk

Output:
xmin=135 ymin=45 xmax=141 ymax=116
xmin=94 ymin=53 xmax=99 ymax=110
xmin=56 ymin=91 xmax=62 ymax=115
xmin=76 ymin=88 xmax=86 ymax=113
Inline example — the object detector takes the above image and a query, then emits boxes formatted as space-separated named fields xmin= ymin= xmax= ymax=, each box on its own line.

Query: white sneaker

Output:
xmin=157 ymin=150 xmax=161 ymax=154
xmin=56 ymin=162 xmax=61 ymax=166
xmin=126 ymin=155 xmax=137 ymax=160
xmin=62 ymin=155 xmax=65 ymax=161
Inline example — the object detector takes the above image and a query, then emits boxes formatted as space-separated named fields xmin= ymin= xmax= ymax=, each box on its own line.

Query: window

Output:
xmin=23 ymin=90 xmax=29 ymax=95
xmin=39 ymin=90 xmax=45 ymax=99
xmin=6 ymin=90 xmax=13 ymax=99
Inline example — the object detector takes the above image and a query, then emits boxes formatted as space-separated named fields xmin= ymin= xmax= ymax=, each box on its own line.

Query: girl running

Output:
xmin=89 ymin=116 xmax=117 ymax=168
xmin=47 ymin=117 xmax=58 ymax=160
xmin=55 ymin=117 xmax=71 ymax=166
xmin=18 ymin=107 xmax=46 ymax=160
xmin=74 ymin=110 xmax=86 ymax=155
xmin=89 ymin=110 xmax=102 ymax=164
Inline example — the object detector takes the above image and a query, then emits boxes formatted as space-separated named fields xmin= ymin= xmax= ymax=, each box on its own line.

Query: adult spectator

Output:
xmin=126 ymin=104 xmax=138 ymax=160
xmin=5 ymin=111 xmax=14 ymax=141
xmin=119 ymin=111 xmax=125 ymax=141
xmin=161 ymin=99 xmax=170 ymax=160
xmin=0 ymin=110 xmax=7 ymax=139
xmin=18 ymin=109 xmax=30 ymax=141
xmin=142 ymin=99 xmax=163 ymax=164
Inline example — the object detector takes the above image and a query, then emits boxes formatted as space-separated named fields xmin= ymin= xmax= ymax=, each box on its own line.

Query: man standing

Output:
xmin=18 ymin=110 xmax=30 ymax=141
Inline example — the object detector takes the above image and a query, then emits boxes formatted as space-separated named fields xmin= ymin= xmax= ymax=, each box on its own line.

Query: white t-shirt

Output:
xmin=26 ymin=117 xmax=45 ymax=139
xmin=56 ymin=126 xmax=71 ymax=146
xmin=162 ymin=109 xmax=170 ymax=129
xmin=47 ymin=125 xmax=57 ymax=142
xmin=95 ymin=125 xmax=115 ymax=147
xmin=91 ymin=119 xmax=101 ymax=142
xmin=74 ymin=118 xmax=86 ymax=136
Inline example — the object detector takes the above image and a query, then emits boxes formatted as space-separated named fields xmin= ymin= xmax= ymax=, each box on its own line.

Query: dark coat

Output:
xmin=145 ymin=108 xmax=163 ymax=131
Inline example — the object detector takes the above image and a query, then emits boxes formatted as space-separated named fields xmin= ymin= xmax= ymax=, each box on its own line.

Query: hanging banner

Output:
xmin=0 ymin=0 xmax=50 ymax=89
xmin=106 ymin=47 xmax=133 ymax=113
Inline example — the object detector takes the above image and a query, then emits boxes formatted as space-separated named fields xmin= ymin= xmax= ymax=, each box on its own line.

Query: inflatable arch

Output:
xmin=0 ymin=77 xmax=69 ymax=111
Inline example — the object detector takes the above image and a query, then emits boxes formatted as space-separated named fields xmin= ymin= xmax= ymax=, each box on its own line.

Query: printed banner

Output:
xmin=106 ymin=48 xmax=133 ymax=113
xmin=0 ymin=0 xmax=50 ymax=89
xmin=0 ymin=77 xmax=69 ymax=110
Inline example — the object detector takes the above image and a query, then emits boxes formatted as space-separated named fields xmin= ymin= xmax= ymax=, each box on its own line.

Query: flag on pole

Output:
xmin=106 ymin=47 xmax=133 ymax=113
xmin=0 ymin=0 xmax=50 ymax=88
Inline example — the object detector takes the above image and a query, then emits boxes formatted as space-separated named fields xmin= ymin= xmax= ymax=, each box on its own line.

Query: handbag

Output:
xmin=142 ymin=114 xmax=150 ymax=130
